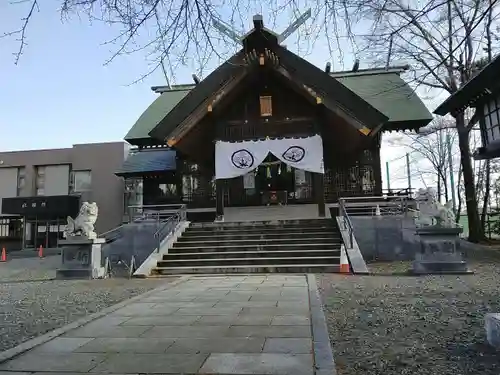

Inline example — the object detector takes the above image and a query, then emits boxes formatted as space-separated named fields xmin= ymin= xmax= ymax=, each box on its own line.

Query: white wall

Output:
xmin=0 ymin=168 xmax=19 ymax=213
xmin=44 ymin=165 xmax=70 ymax=196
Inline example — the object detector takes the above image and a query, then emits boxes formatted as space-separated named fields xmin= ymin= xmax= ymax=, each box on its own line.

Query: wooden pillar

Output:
xmin=314 ymin=106 xmax=326 ymax=217
xmin=373 ymin=134 xmax=383 ymax=195
xmin=216 ymin=179 xmax=224 ymax=218
xmin=175 ymin=155 xmax=183 ymax=204
xmin=314 ymin=172 xmax=326 ymax=217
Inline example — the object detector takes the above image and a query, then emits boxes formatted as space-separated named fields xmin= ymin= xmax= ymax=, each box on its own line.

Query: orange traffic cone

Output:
xmin=38 ymin=245 xmax=44 ymax=258
xmin=0 ymin=247 xmax=6 ymax=262
xmin=339 ymin=244 xmax=350 ymax=274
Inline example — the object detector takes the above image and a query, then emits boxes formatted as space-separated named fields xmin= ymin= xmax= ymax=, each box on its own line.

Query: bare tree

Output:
xmin=347 ymin=0 xmax=500 ymax=242
xmin=388 ymin=117 xmax=459 ymax=203
xmin=4 ymin=0 xmax=500 ymax=242
xmin=1 ymin=0 xmax=359 ymax=81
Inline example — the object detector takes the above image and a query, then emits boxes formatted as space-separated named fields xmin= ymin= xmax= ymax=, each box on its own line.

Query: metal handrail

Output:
xmin=99 ymin=215 xmax=150 ymax=238
xmin=341 ymin=194 xmax=411 ymax=217
xmin=127 ymin=204 xmax=186 ymax=223
xmin=340 ymin=194 xmax=412 ymax=202
xmin=338 ymin=198 xmax=354 ymax=249
xmin=382 ymin=187 xmax=414 ymax=195
xmin=153 ymin=205 xmax=187 ymax=253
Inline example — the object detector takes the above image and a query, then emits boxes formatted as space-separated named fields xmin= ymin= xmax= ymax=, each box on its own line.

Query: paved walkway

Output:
xmin=0 ymin=275 xmax=334 ymax=375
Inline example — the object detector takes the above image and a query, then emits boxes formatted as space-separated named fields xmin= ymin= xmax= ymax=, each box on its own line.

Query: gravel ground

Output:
xmin=0 ymin=275 xmax=171 ymax=352
xmin=318 ymin=260 xmax=500 ymax=375
xmin=0 ymin=256 xmax=61 ymax=283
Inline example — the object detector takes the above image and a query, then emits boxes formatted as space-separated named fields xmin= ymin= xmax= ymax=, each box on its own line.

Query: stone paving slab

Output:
xmin=263 ymin=338 xmax=313 ymax=353
xmin=0 ymin=353 xmax=107 ymax=372
xmin=75 ymin=338 xmax=176 ymax=353
xmin=0 ymin=274 xmax=335 ymax=374
xmin=90 ymin=353 xmax=208 ymax=373
xmin=199 ymin=353 xmax=314 ymax=375
xmin=166 ymin=337 xmax=265 ymax=353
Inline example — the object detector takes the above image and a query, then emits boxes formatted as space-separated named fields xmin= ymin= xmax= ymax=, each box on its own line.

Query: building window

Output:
xmin=17 ymin=167 xmax=25 ymax=196
xmin=483 ymin=95 xmax=500 ymax=143
xmin=159 ymin=183 xmax=177 ymax=198
xmin=124 ymin=178 xmax=143 ymax=210
xmin=182 ymin=176 xmax=199 ymax=200
xmin=70 ymin=170 xmax=92 ymax=193
xmin=260 ymin=96 xmax=272 ymax=117
xmin=35 ymin=166 xmax=45 ymax=196
xmin=0 ymin=219 xmax=8 ymax=237
xmin=0 ymin=218 xmax=23 ymax=239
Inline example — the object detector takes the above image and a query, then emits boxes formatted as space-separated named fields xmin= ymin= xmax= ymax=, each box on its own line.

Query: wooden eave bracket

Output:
xmin=302 ymin=84 xmax=374 ymax=136
xmin=207 ymin=91 xmax=225 ymax=112
xmin=322 ymin=95 xmax=374 ymax=136
xmin=303 ymin=84 xmax=323 ymax=104
xmin=244 ymin=48 xmax=280 ymax=67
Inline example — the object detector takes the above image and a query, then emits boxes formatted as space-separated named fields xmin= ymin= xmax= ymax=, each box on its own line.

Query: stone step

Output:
xmin=178 ymin=231 xmax=341 ymax=241
xmin=163 ymin=249 xmax=340 ymax=260
xmin=157 ymin=256 xmax=339 ymax=268
xmin=173 ymin=237 xmax=341 ymax=247
xmin=168 ymin=243 xmax=340 ymax=253
xmin=184 ymin=225 xmax=337 ymax=235
xmin=189 ymin=218 xmax=333 ymax=228
xmin=189 ymin=222 xmax=336 ymax=230
xmin=154 ymin=263 xmax=340 ymax=274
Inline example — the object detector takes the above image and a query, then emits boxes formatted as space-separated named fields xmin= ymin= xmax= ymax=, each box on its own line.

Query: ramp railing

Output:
xmin=339 ymin=195 xmax=412 ymax=217
xmin=100 ymin=204 xmax=187 ymax=277
xmin=338 ymin=195 xmax=412 ymax=249
xmin=338 ymin=198 xmax=354 ymax=249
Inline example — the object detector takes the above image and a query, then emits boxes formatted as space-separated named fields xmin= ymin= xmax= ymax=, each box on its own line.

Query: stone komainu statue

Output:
xmin=64 ymin=202 xmax=98 ymax=239
xmin=415 ymin=188 xmax=456 ymax=228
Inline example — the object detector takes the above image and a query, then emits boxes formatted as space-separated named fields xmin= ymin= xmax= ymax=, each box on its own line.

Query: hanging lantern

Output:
xmin=278 ymin=163 xmax=282 ymax=175
xmin=287 ymin=164 xmax=291 ymax=172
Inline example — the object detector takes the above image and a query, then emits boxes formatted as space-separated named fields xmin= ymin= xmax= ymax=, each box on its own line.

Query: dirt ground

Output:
xmin=318 ymin=260 xmax=500 ymax=375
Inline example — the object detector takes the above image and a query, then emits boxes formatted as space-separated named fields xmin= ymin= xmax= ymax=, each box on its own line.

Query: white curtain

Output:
xmin=268 ymin=135 xmax=324 ymax=174
xmin=215 ymin=135 xmax=324 ymax=179
xmin=215 ymin=138 xmax=270 ymax=179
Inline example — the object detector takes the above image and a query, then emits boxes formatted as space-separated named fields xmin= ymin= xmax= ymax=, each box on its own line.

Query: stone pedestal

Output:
xmin=485 ymin=313 xmax=500 ymax=349
xmin=56 ymin=238 xmax=106 ymax=280
xmin=412 ymin=226 xmax=471 ymax=275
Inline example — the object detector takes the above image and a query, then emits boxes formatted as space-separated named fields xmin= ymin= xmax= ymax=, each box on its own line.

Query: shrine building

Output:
xmin=117 ymin=15 xmax=433 ymax=220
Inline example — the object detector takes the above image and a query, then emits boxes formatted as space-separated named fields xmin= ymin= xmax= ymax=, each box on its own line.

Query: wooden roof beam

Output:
xmin=166 ymin=70 xmax=249 ymax=146
xmin=275 ymin=64 xmax=373 ymax=136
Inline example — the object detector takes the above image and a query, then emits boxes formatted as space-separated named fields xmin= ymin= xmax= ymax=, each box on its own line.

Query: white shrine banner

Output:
xmin=215 ymin=138 xmax=270 ymax=179
xmin=215 ymin=135 xmax=324 ymax=179
xmin=267 ymin=135 xmax=324 ymax=174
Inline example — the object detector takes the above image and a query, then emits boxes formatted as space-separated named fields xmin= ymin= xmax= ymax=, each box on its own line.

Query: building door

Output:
xmin=47 ymin=220 xmax=62 ymax=248
xmin=35 ymin=221 xmax=48 ymax=249
xmin=255 ymin=159 xmax=294 ymax=205
xmin=26 ymin=220 xmax=60 ymax=249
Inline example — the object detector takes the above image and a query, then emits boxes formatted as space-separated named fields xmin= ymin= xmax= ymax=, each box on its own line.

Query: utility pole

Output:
xmin=386 ymin=161 xmax=391 ymax=192
xmin=406 ymin=153 xmax=411 ymax=193
xmin=447 ymin=133 xmax=457 ymax=211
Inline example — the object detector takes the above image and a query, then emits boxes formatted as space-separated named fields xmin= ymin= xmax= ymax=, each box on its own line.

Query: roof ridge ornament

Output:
xmin=212 ymin=10 xmax=311 ymax=46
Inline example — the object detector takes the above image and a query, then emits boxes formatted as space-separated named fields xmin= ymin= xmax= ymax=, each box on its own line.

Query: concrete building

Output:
xmin=0 ymin=142 xmax=129 ymax=251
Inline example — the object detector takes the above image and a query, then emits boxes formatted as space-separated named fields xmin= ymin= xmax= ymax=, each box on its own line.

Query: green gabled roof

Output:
xmin=125 ymin=88 xmax=191 ymax=143
xmin=331 ymin=69 xmax=433 ymax=130
xmin=126 ymin=67 xmax=432 ymax=142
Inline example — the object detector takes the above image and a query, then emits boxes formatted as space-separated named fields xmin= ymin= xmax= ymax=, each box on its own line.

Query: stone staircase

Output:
xmin=153 ymin=218 xmax=342 ymax=274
